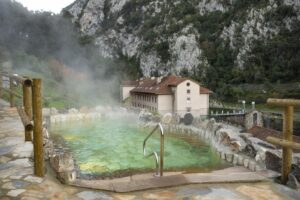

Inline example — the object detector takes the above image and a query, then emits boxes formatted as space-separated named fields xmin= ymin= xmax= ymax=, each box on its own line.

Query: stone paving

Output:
xmin=1 ymin=99 xmax=300 ymax=199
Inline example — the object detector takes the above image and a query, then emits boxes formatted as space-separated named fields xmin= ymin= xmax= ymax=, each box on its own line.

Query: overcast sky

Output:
xmin=15 ymin=0 xmax=75 ymax=14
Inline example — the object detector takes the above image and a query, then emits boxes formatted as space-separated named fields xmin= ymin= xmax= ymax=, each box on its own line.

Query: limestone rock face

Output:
xmin=65 ymin=0 xmax=300 ymax=75
xmin=198 ymin=0 xmax=230 ymax=15
xmin=66 ymin=0 xmax=88 ymax=23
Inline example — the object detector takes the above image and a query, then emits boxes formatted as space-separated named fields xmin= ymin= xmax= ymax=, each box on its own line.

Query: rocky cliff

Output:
xmin=64 ymin=0 xmax=300 ymax=80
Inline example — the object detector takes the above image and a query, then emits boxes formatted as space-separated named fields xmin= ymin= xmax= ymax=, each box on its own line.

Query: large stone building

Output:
xmin=121 ymin=76 xmax=212 ymax=117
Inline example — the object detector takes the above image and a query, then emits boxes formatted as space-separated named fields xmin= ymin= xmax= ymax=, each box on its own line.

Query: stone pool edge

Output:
xmin=69 ymin=169 xmax=268 ymax=192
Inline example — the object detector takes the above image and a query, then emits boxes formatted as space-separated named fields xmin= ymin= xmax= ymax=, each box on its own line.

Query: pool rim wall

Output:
xmin=45 ymin=111 xmax=279 ymax=185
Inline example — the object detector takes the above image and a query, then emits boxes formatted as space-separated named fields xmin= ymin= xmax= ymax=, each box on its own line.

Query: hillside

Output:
xmin=65 ymin=0 xmax=300 ymax=101
xmin=0 ymin=0 xmax=299 ymax=107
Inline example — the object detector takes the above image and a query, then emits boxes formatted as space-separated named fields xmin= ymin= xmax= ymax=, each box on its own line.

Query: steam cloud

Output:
xmin=0 ymin=0 xmax=126 ymax=108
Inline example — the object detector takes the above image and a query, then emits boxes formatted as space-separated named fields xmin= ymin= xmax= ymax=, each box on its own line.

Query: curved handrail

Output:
xmin=147 ymin=151 xmax=160 ymax=176
xmin=142 ymin=123 xmax=164 ymax=176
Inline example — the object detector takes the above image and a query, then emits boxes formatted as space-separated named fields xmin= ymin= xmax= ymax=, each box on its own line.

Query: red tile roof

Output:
xmin=121 ymin=80 xmax=139 ymax=86
xmin=200 ymin=87 xmax=213 ymax=94
xmin=127 ymin=75 xmax=212 ymax=95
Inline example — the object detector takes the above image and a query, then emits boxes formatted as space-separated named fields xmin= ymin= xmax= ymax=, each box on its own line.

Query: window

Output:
xmin=186 ymin=82 xmax=190 ymax=86
xmin=187 ymin=97 xmax=191 ymax=104
xmin=187 ymin=89 xmax=190 ymax=94
xmin=186 ymin=107 xmax=191 ymax=112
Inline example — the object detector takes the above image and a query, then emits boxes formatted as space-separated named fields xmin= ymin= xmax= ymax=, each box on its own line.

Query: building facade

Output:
xmin=121 ymin=76 xmax=212 ymax=117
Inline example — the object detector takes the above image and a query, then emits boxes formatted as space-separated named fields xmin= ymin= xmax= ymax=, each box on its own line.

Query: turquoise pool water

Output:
xmin=51 ymin=116 xmax=227 ymax=177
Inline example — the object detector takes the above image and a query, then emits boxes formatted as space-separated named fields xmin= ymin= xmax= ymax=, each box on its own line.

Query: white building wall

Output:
xmin=175 ymin=80 xmax=209 ymax=117
xmin=157 ymin=95 xmax=173 ymax=115
xmin=121 ymin=86 xmax=135 ymax=101
xmin=199 ymin=94 xmax=209 ymax=115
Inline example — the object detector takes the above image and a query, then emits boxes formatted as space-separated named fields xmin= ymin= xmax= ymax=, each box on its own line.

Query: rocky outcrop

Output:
xmin=197 ymin=0 xmax=231 ymax=15
xmin=221 ymin=4 xmax=279 ymax=67
xmin=64 ymin=0 xmax=300 ymax=76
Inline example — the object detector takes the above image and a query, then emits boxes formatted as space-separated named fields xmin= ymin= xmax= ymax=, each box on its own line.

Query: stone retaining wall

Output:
xmin=170 ymin=120 xmax=268 ymax=172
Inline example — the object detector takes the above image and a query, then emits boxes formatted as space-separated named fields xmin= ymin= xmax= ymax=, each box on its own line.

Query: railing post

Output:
xmin=266 ymin=98 xmax=300 ymax=184
xmin=0 ymin=74 xmax=3 ymax=99
xmin=160 ymin=133 xmax=164 ymax=176
xmin=282 ymin=105 xmax=293 ymax=184
xmin=9 ymin=76 xmax=14 ymax=107
xmin=0 ymin=65 xmax=2 ymax=98
xmin=0 ymin=72 xmax=2 ymax=98
xmin=23 ymin=81 xmax=32 ymax=141
xmin=32 ymin=79 xmax=44 ymax=177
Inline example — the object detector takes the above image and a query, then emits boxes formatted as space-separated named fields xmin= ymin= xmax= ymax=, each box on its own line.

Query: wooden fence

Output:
xmin=266 ymin=98 xmax=300 ymax=184
xmin=0 ymin=71 xmax=44 ymax=177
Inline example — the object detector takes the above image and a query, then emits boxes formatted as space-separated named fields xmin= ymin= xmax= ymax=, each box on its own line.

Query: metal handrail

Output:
xmin=146 ymin=151 xmax=160 ymax=176
xmin=143 ymin=123 xmax=164 ymax=176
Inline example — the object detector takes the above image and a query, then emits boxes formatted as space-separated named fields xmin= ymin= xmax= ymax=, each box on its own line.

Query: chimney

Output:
xmin=138 ymin=77 xmax=144 ymax=85
xmin=156 ymin=76 xmax=163 ymax=84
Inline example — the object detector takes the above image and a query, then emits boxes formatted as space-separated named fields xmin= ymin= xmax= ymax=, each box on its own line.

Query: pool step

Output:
xmin=71 ymin=171 xmax=268 ymax=192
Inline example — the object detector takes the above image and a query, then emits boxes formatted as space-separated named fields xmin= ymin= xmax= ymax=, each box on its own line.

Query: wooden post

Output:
xmin=282 ymin=106 xmax=293 ymax=184
xmin=0 ymin=65 xmax=2 ymax=98
xmin=23 ymin=82 xmax=33 ymax=141
xmin=266 ymin=98 xmax=300 ymax=184
xmin=32 ymin=79 xmax=44 ymax=177
xmin=0 ymin=72 xmax=2 ymax=98
xmin=266 ymin=136 xmax=300 ymax=150
xmin=267 ymin=98 xmax=300 ymax=107
xmin=17 ymin=107 xmax=33 ymax=132
xmin=9 ymin=76 xmax=14 ymax=107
